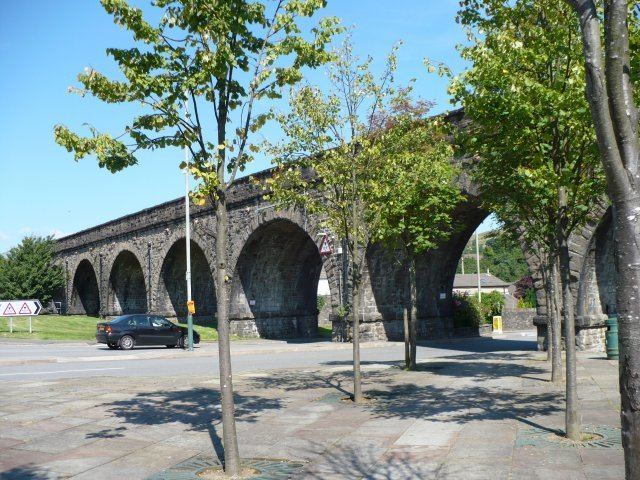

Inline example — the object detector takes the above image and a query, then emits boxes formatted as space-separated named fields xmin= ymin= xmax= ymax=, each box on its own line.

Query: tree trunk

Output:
xmin=541 ymin=261 xmax=553 ymax=363
xmin=613 ymin=198 xmax=640 ymax=475
xmin=551 ymin=258 xmax=563 ymax=384
xmin=402 ymin=250 xmax=411 ymax=370
xmin=567 ymin=0 xmax=640 ymax=474
xmin=403 ymin=306 xmax=410 ymax=370
xmin=543 ymin=260 xmax=558 ymax=380
xmin=351 ymin=254 xmax=363 ymax=404
xmin=557 ymin=186 xmax=580 ymax=440
xmin=409 ymin=252 xmax=418 ymax=370
xmin=215 ymin=195 xmax=241 ymax=475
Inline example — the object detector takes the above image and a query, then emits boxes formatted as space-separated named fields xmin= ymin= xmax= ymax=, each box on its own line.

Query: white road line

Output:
xmin=0 ymin=367 xmax=124 ymax=377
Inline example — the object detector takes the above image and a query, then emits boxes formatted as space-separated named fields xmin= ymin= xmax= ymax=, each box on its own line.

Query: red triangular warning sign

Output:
xmin=3 ymin=303 xmax=16 ymax=315
xmin=19 ymin=302 xmax=31 ymax=314
xmin=319 ymin=234 xmax=332 ymax=255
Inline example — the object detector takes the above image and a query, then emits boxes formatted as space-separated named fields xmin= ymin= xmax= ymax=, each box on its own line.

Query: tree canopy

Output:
xmin=0 ymin=236 xmax=64 ymax=305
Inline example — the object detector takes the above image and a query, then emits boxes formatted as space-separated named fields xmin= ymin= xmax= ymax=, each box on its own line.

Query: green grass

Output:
xmin=0 ymin=315 xmax=101 ymax=340
xmin=0 ymin=315 xmax=326 ymax=342
xmin=318 ymin=325 xmax=332 ymax=338
xmin=175 ymin=319 xmax=219 ymax=341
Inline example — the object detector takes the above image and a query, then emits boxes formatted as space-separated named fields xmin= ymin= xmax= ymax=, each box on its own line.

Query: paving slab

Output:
xmin=0 ymin=347 xmax=627 ymax=479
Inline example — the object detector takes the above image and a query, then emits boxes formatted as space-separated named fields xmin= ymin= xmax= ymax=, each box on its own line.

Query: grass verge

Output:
xmin=0 ymin=315 xmax=100 ymax=340
xmin=0 ymin=315 xmax=328 ymax=342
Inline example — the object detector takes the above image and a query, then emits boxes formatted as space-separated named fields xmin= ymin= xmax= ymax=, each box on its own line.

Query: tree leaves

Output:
xmin=55 ymin=0 xmax=341 ymax=204
xmin=0 ymin=236 xmax=64 ymax=305
xmin=453 ymin=0 xmax=611 ymax=252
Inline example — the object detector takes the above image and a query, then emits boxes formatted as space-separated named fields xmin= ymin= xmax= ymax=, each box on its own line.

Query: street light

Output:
xmin=184 ymin=99 xmax=194 ymax=351
xmin=475 ymin=230 xmax=482 ymax=302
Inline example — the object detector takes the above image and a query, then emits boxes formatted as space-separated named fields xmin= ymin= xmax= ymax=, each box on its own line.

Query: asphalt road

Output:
xmin=0 ymin=331 xmax=537 ymax=381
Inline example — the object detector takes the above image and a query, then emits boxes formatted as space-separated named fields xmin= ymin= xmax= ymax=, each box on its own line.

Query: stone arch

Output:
xmin=106 ymin=249 xmax=148 ymax=315
xmin=577 ymin=207 xmax=616 ymax=320
xmin=155 ymin=237 xmax=217 ymax=318
xmin=230 ymin=215 xmax=333 ymax=338
xmin=358 ymin=199 xmax=492 ymax=341
xmin=69 ymin=258 xmax=100 ymax=316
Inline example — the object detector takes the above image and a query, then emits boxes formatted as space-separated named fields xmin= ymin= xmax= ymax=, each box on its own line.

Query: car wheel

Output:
xmin=119 ymin=335 xmax=135 ymax=350
xmin=107 ymin=342 xmax=118 ymax=350
xmin=180 ymin=335 xmax=189 ymax=349
xmin=166 ymin=344 xmax=176 ymax=348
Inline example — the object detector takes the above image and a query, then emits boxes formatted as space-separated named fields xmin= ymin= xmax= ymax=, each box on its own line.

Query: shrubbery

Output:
xmin=452 ymin=291 xmax=506 ymax=326
xmin=452 ymin=292 xmax=483 ymax=327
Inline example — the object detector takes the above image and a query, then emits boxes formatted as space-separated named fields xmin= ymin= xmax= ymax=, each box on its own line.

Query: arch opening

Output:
xmin=70 ymin=259 xmax=100 ymax=316
xmin=108 ymin=251 xmax=147 ymax=315
xmin=157 ymin=239 xmax=216 ymax=319
xmin=362 ymin=202 xmax=521 ymax=340
xmin=231 ymin=220 xmax=323 ymax=338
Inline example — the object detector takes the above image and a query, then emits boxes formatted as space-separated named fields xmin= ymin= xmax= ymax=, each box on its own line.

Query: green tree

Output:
xmin=450 ymin=0 xmax=608 ymax=440
xmin=53 ymin=0 xmax=340 ymax=474
xmin=0 ymin=236 xmax=64 ymax=305
xmin=456 ymin=229 xmax=531 ymax=282
xmin=368 ymin=108 xmax=462 ymax=370
xmin=266 ymin=40 xmax=409 ymax=403
xmin=565 ymin=1 xmax=640 ymax=475
xmin=483 ymin=231 xmax=530 ymax=282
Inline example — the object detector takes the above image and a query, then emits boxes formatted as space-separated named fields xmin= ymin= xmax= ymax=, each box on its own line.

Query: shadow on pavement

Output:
xmin=302 ymin=442 xmax=437 ymax=479
xmin=99 ymin=387 xmax=283 ymax=466
xmin=0 ymin=465 xmax=53 ymax=480
xmin=243 ymin=358 xmax=561 ymax=425
xmin=415 ymin=336 xmax=537 ymax=353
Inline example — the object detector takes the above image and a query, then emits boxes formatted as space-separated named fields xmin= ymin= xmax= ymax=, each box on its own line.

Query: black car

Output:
xmin=96 ymin=314 xmax=200 ymax=350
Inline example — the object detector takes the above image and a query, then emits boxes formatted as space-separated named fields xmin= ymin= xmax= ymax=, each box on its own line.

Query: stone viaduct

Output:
xmin=54 ymin=118 xmax=616 ymax=351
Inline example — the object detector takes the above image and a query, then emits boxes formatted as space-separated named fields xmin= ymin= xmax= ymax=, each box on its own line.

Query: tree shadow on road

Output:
xmin=0 ymin=465 xmax=54 ymax=480
xmin=97 ymin=387 xmax=283 ymax=466
xmin=242 ymin=358 xmax=561 ymax=429
xmin=301 ymin=442 xmax=441 ymax=479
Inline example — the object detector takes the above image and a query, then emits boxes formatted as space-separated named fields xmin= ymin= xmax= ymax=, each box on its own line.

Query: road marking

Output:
xmin=0 ymin=367 xmax=124 ymax=377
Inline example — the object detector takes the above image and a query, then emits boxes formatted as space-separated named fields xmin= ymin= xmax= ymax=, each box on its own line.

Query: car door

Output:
xmin=150 ymin=316 xmax=178 ymax=345
xmin=133 ymin=315 xmax=154 ymax=345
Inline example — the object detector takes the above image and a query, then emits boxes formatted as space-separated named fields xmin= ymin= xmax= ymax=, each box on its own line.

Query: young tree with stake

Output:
xmin=367 ymin=104 xmax=462 ymax=370
xmin=266 ymin=41 xmax=414 ymax=402
xmin=53 ymin=0 xmax=340 ymax=474
xmin=450 ymin=0 xmax=607 ymax=440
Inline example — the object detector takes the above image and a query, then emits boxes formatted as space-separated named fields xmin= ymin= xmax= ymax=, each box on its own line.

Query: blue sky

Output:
xmin=0 ymin=1 xmax=494 ymax=253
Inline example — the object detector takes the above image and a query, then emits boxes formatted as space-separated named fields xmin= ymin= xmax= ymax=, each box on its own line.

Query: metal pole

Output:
xmin=184 ymin=99 xmax=194 ymax=352
xmin=461 ymin=256 xmax=465 ymax=275
xmin=9 ymin=317 xmax=12 ymax=333
xmin=475 ymin=231 xmax=482 ymax=302
xmin=29 ymin=316 xmax=32 ymax=334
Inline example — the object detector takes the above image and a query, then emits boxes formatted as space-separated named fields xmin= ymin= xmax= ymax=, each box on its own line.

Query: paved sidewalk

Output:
xmin=0 ymin=349 xmax=623 ymax=479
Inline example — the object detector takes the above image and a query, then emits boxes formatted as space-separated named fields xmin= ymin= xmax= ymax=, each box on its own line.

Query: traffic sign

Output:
xmin=0 ymin=300 xmax=42 ymax=317
xmin=319 ymin=234 xmax=333 ymax=256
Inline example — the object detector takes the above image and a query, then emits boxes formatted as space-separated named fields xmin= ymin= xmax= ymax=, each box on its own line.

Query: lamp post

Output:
xmin=475 ymin=230 xmax=482 ymax=302
xmin=184 ymin=99 xmax=194 ymax=351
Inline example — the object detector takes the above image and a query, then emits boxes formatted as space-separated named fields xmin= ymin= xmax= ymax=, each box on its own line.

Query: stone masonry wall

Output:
xmin=501 ymin=308 xmax=536 ymax=331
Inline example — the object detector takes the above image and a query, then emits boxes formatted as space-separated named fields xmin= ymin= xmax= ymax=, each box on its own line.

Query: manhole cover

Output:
xmin=147 ymin=454 xmax=307 ymax=480
xmin=516 ymin=424 xmax=621 ymax=449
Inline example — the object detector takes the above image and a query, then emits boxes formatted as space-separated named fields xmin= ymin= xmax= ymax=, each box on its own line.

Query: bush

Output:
xmin=514 ymin=276 xmax=537 ymax=308
xmin=480 ymin=291 xmax=505 ymax=322
xmin=453 ymin=291 xmax=506 ymax=327
xmin=452 ymin=292 xmax=483 ymax=327
xmin=316 ymin=295 xmax=327 ymax=312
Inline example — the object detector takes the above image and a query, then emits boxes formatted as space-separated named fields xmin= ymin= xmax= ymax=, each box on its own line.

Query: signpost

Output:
xmin=0 ymin=299 xmax=42 ymax=334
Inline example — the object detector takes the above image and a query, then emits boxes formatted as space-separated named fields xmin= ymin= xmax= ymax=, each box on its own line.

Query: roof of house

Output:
xmin=453 ymin=273 xmax=511 ymax=289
